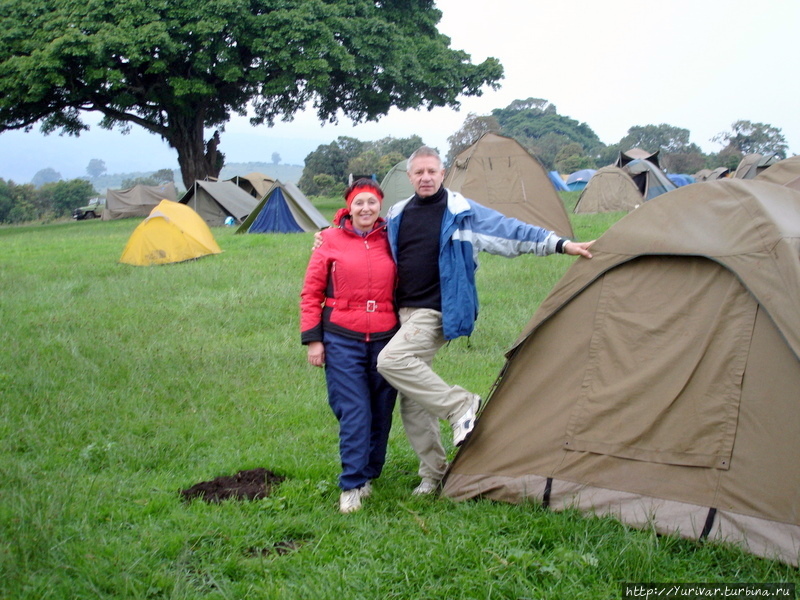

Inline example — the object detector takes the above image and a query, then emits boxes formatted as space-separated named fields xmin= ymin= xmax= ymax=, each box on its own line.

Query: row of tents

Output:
xmin=116 ymin=133 xmax=579 ymax=267
xmin=104 ymin=174 xmax=329 ymax=233
xmin=118 ymin=175 xmax=331 ymax=266
xmin=572 ymin=151 xmax=784 ymax=214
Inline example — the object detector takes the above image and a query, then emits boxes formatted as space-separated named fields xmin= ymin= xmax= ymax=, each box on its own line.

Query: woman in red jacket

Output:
xmin=300 ymin=179 xmax=398 ymax=514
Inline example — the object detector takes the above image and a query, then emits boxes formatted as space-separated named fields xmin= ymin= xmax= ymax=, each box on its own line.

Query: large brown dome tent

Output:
xmin=442 ymin=179 xmax=800 ymax=566
xmin=442 ymin=132 xmax=574 ymax=239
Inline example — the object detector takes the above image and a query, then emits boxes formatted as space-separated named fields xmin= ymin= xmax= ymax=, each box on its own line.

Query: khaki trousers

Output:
xmin=377 ymin=307 xmax=474 ymax=480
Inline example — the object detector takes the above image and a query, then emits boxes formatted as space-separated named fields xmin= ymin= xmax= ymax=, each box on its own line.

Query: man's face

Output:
xmin=408 ymin=155 xmax=445 ymax=198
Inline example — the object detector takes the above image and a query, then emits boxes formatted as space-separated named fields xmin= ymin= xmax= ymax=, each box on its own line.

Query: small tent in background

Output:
xmin=667 ymin=173 xmax=695 ymax=187
xmin=179 ymin=180 xmax=259 ymax=227
xmin=380 ymin=160 xmax=414 ymax=216
xmin=120 ymin=200 xmax=221 ymax=266
xmin=615 ymin=147 xmax=661 ymax=169
xmin=443 ymin=179 xmax=800 ymax=566
xmin=225 ymin=172 xmax=276 ymax=198
xmin=548 ymin=171 xmax=569 ymax=192
xmin=565 ymin=169 xmax=596 ymax=191
xmin=443 ymin=133 xmax=574 ymax=238
xmin=733 ymin=153 xmax=780 ymax=179
xmin=694 ymin=168 xmax=713 ymax=182
xmin=611 ymin=148 xmax=676 ymax=201
xmin=236 ymin=180 xmax=329 ymax=234
xmin=755 ymin=155 xmax=800 ymax=190
xmin=707 ymin=166 xmax=731 ymax=181
xmin=103 ymin=183 xmax=177 ymax=220
xmin=573 ymin=166 xmax=643 ymax=214
xmin=625 ymin=158 xmax=676 ymax=200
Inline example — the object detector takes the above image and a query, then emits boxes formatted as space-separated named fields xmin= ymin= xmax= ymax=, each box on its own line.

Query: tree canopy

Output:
xmin=0 ymin=0 xmax=503 ymax=189
xmin=446 ymin=113 xmax=501 ymax=165
xmin=712 ymin=120 xmax=788 ymax=159
xmin=489 ymin=98 xmax=604 ymax=170
xmin=298 ymin=134 xmax=423 ymax=194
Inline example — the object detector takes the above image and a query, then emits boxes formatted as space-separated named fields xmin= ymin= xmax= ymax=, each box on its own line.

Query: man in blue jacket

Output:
xmin=377 ymin=146 xmax=594 ymax=495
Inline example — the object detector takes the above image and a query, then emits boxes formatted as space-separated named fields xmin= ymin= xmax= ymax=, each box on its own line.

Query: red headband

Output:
xmin=346 ymin=184 xmax=383 ymax=209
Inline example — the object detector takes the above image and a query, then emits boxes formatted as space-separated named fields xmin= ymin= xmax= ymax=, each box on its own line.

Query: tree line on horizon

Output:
xmin=296 ymin=97 xmax=792 ymax=198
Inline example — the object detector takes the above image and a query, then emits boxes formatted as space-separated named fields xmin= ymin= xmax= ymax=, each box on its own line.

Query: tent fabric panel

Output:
xmin=248 ymin=188 xmax=304 ymax=233
xmin=565 ymin=257 xmax=754 ymax=469
xmin=283 ymin=181 xmax=330 ymax=230
xmin=150 ymin=201 xmax=222 ymax=254
xmin=195 ymin=180 xmax=259 ymax=223
xmin=184 ymin=186 xmax=228 ymax=227
xmin=714 ymin=512 xmax=800 ymax=568
xmin=380 ymin=160 xmax=414 ymax=216
xmin=448 ymin=279 xmax=602 ymax=478
xmin=522 ymin=181 xmax=800 ymax=361
xmin=716 ymin=305 xmax=800 ymax=521
xmin=442 ymin=472 xmax=800 ymax=566
xmin=103 ymin=182 xmax=177 ymax=220
xmin=237 ymin=180 xmax=328 ymax=233
xmin=228 ymin=172 xmax=275 ymax=198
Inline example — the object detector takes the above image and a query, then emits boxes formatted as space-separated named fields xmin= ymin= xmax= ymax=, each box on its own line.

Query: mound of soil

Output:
xmin=180 ymin=468 xmax=285 ymax=503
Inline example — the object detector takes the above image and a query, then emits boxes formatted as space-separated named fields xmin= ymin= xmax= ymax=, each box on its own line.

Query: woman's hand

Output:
xmin=307 ymin=341 xmax=325 ymax=367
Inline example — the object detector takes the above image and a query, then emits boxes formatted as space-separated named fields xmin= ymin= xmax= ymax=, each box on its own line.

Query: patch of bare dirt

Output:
xmin=180 ymin=468 xmax=285 ymax=503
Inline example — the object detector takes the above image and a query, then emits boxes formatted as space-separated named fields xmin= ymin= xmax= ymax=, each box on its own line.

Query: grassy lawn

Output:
xmin=1 ymin=198 xmax=797 ymax=599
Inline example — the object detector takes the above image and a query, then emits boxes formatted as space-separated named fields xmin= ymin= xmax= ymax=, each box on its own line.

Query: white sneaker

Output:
xmin=360 ymin=481 xmax=372 ymax=499
xmin=411 ymin=478 xmax=439 ymax=496
xmin=339 ymin=489 xmax=362 ymax=513
xmin=451 ymin=395 xmax=481 ymax=447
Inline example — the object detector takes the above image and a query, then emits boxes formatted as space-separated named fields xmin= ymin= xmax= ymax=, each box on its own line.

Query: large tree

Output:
xmin=0 ymin=0 xmax=503 ymax=189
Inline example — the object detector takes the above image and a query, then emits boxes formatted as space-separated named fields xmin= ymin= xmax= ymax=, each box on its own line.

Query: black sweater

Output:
xmin=395 ymin=186 xmax=447 ymax=311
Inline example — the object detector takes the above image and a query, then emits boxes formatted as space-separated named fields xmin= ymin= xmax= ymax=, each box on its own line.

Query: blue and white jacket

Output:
xmin=385 ymin=189 xmax=563 ymax=340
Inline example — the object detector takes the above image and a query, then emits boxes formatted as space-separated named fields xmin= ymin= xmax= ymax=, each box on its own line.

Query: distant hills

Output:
xmin=89 ymin=162 xmax=304 ymax=195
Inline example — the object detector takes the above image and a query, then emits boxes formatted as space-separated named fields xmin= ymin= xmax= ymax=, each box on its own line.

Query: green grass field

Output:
xmin=1 ymin=198 xmax=797 ymax=599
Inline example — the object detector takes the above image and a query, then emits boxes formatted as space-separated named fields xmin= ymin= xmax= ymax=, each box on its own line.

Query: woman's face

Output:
xmin=349 ymin=191 xmax=381 ymax=231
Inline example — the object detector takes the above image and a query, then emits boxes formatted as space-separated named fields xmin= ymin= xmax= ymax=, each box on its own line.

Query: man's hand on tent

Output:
xmin=564 ymin=240 xmax=595 ymax=259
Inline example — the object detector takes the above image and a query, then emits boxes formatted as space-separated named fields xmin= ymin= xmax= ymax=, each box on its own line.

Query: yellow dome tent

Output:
xmin=120 ymin=200 xmax=222 ymax=266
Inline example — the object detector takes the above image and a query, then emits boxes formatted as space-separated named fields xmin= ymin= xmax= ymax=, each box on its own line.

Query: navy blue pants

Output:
xmin=323 ymin=331 xmax=397 ymax=491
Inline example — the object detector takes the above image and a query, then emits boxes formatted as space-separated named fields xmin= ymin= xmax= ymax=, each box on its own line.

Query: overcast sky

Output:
xmin=1 ymin=0 xmax=797 ymax=183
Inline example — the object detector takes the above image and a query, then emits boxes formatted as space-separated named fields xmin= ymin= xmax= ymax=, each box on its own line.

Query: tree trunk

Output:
xmin=166 ymin=111 xmax=224 ymax=190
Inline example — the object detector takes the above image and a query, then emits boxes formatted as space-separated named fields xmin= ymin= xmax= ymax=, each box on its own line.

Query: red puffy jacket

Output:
xmin=300 ymin=218 xmax=398 ymax=343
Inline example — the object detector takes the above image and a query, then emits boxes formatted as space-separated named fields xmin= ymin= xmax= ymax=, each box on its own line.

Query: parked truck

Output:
xmin=73 ymin=197 xmax=105 ymax=220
